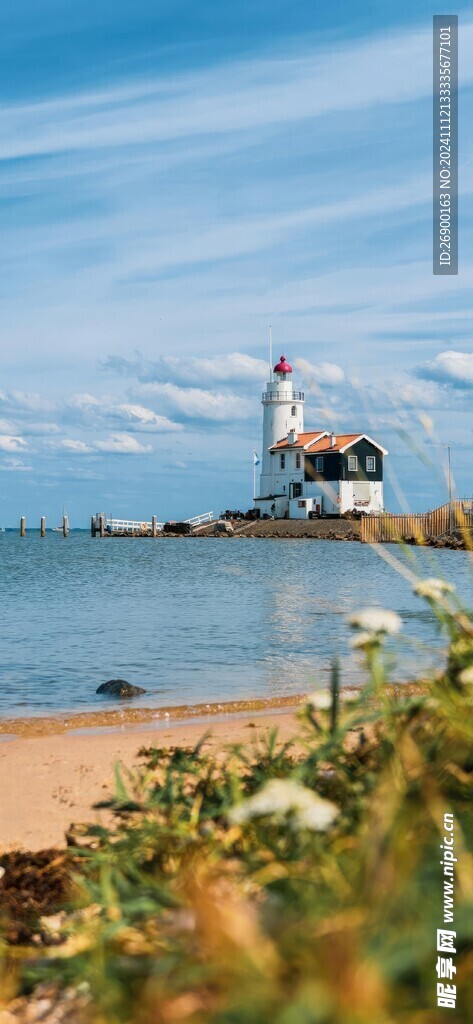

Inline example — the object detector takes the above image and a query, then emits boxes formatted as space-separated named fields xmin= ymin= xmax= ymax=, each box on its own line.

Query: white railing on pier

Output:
xmin=93 ymin=511 xmax=214 ymax=534
xmin=183 ymin=511 xmax=214 ymax=527
xmin=106 ymin=519 xmax=165 ymax=534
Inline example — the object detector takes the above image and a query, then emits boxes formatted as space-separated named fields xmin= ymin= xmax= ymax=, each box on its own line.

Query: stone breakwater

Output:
xmin=191 ymin=519 xmax=469 ymax=547
xmin=99 ymin=518 xmax=471 ymax=546
xmin=232 ymin=519 xmax=361 ymax=540
xmin=414 ymin=529 xmax=469 ymax=550
xmin=157 ymin=519 xmax=360 ymax=541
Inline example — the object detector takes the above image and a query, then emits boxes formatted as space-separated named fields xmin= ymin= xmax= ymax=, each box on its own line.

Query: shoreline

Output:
xmin=0 ymin=693 xmax=304 ymax=739
xmin=0 ymin=678 xmax=430 ymax=740
xmin=0 ymin=683 xmax=425 ymax=852
xmin=0 ymin=703 xmax=301 ymax=851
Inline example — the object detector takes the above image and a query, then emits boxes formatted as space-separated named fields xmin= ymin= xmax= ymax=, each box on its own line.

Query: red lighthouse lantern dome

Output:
xmin=273 ymin=355 xmax=292 ymax=374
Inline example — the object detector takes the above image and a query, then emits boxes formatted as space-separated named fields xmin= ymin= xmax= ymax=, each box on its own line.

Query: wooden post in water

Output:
xmin=152 ymin=515 xmax=157 ymax=538
xmin=99 ymin=514 xmax=105 ymax=538
xmin=40 ymin=516 xmax=46 ymax=538
xmin=63 ymin=514 xmax=69 ymax=538
xmin=90 ymin=515 xmax=96 ymax=538
xmin=20 ymin=516 xmax=26 ymax=537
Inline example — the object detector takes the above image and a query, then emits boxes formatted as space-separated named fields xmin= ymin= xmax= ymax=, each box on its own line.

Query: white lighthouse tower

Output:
xmin=257 ymin=354 xmax=305 ymax=502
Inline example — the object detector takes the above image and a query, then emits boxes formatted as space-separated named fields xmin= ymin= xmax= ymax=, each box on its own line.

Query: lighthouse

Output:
xmin=257 ymin=355 xmax=305 ymax=503
xmin=254 ymin=352 xmax=388 ymax=519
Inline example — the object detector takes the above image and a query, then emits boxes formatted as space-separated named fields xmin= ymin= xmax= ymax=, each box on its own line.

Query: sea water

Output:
xmin=0 ymin=532 xmax=471 ymax=716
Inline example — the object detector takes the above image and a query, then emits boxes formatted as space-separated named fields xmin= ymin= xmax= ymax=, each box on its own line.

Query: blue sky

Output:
xmin=0 ymin=0 xmax=472 ymax=524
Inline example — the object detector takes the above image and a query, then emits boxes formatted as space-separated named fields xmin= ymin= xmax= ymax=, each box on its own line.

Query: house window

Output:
xmin=366 ymin=455 xmax=376 ymax=472
xmin=348 ymin=455 xmax=358 ymax=472
xmin=291 ymin=405 xmax=296 ymax=416
xmin=296 ymin=453 xmax=301 ymax=469
xmin=280 ymin=453 xmax=285 ymax=469
xmin=315 ymin=456 xmax=324 ymax=472
xmin=292 ymin=482 xmax=302 ymax=498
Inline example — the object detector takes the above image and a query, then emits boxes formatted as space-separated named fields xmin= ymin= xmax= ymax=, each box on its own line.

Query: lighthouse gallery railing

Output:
xmin=261 ymin=390 xmax=305 ymax=401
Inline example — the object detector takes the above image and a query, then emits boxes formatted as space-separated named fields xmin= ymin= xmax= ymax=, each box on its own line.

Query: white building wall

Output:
xmin=339 ymin=479 xmax=384 ymax=513
xmin=304 ymin=479 xmax=339 ymax=514
xmin=372 ymin=481 xmax=384 ymax=511
xmin=289 ymin=496 xmax=322 ymax=518
xmin=258 ymin=378 xmax=304 ymax=498
xmin=267 ymin=452 xmax=306 ymax=502
xmin=256 ymin=496 xmax=289 ymax=518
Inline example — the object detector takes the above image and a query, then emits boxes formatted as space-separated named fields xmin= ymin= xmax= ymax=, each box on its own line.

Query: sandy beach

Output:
xmin=0 ymin=700 xmax=299 ymax=852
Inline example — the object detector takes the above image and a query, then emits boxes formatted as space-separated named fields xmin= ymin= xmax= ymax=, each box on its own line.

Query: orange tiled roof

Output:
xmin=270 ymin=431 xmax=326 ymax=450
xmin=308 ymin=433 xmax=361 ymax=453
xmin=270 ymin=431 xmax=387 ymax=454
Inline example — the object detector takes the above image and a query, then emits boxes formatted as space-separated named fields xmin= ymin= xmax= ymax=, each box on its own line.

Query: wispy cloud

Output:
xmin=102 ymin=351 xmax=269 ymax=386
xmin=415 ymin=350 xmax=473 ymax=389
xmin=60 ymin=439 xmax=93 ymax=453
xmin=60 ymin=433 xmax=153 ymax=455
xmin=116 ymin=404 xmax=184 ymax=432
xmin=22 ymin=422 xmax=60 ymax=436
xmin=0 ymin=434 xmax=28 ymax=452
xmin=2 ymin=21 xmax=473 ymax=162
xmin=93 ymin=433 xmax=153 ymax=454
xmin=0 ymin=417 xmax=17 ymax=433
xmin=130 ymin=381 xmax=255 ymax=423
xmin=0 ymin=457 xmax=32 ymax=472
xmin=0 ymin=391 xmax=55 ymax=415
xmin=65 ymin=393 xmax=183 ymax=433
xmin=294 ymin=358 xmax=345 ymax=387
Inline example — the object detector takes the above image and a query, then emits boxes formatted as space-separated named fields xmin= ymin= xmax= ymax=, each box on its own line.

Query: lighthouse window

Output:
xmin=291 ymin=405 xmax=296 ymax=416
xmin=280 ymin=453 xmax=286 ymax=469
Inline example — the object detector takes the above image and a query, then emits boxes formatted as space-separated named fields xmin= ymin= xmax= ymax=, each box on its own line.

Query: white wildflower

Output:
xmin=306 ymin=690 xmax=331 ymax=711
xmin=459 ymin=666 xmax=473 ymax=685
xmin=348 ymin=609 xmax=402 ymax=635
xmin=350 ymin=631 xmax=378 ymax=649
xmin=413 ymin=578 xmax=455 ymax=601
xmin=229 ymin=779 xmax=338 ymax=832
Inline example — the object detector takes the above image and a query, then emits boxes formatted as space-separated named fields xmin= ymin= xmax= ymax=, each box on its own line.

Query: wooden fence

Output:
xmin=361 ymin=500 xmax=473 ymax=544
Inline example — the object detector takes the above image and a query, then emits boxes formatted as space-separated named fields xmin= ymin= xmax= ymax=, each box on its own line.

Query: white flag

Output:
xmin=253 ymin=449 xmax=260 ymax=466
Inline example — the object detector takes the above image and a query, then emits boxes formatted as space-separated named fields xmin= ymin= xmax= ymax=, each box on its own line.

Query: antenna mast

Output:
xmin=269 ymin=324 xmax=273 ymax=381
